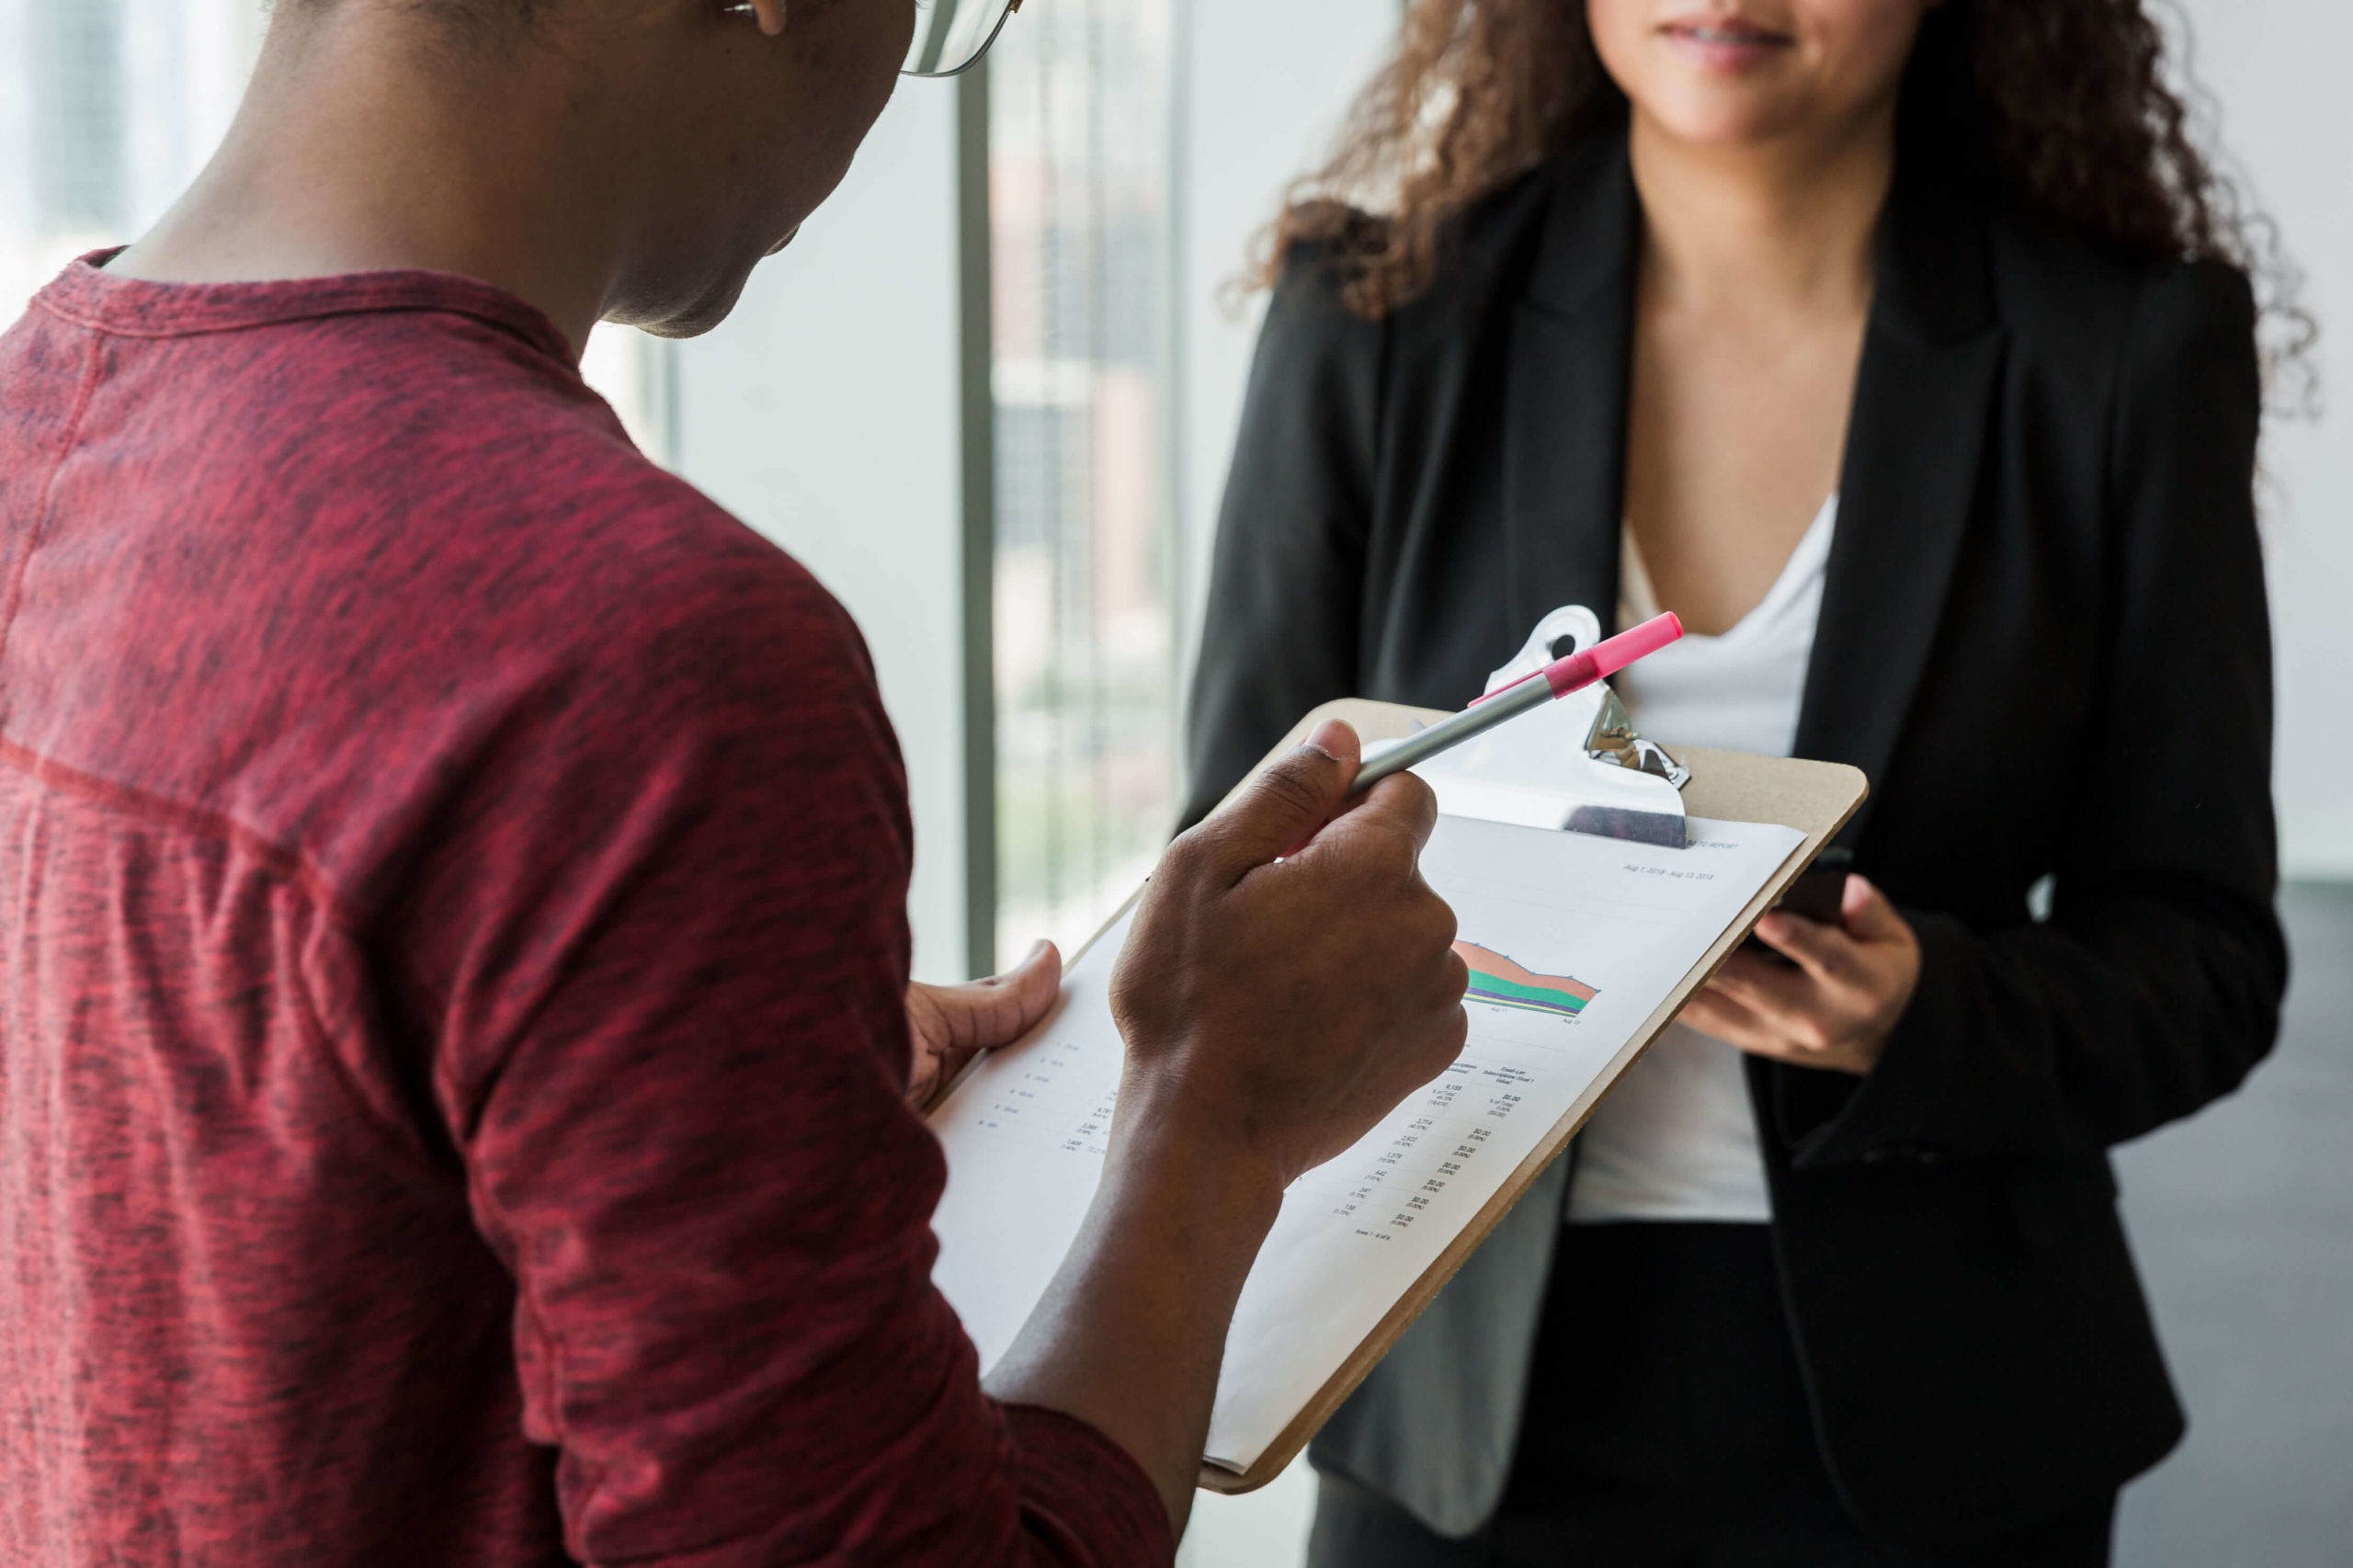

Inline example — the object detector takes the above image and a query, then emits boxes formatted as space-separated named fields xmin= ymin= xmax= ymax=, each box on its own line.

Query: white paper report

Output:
xmin=926 ymin=812 xmax=1804 ymax=1473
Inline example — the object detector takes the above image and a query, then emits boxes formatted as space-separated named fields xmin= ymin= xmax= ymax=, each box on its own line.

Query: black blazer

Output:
xmin=1183 ymin=128 xmax=2286 ymax=1550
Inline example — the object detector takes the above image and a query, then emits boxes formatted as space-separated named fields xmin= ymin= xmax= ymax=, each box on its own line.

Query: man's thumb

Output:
xmin=1203 ymin=720 xmax=1361 ymax=872
xmin=1000 ymin=937 xmax=1063 ymax=1024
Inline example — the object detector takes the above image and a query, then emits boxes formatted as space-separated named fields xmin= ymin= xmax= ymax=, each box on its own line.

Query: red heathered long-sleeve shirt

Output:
xmin=0 ymin=258 xmax=1169 ymax=1568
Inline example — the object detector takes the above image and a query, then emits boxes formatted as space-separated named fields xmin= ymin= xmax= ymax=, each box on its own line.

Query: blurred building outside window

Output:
xmin=2 ymin=0 xmax=254 ymax=323
xmin=0 ymin=0 xmax=671 ymax=456
xmin=987 ymin=0 xmax=1179 ymax=969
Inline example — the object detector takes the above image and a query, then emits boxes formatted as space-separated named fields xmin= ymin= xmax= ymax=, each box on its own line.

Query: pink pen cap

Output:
xmin=1472 ymin=611 xmax=1687 ymax=706
xmin=1543 ymin=610 xmax=1686 ymax=695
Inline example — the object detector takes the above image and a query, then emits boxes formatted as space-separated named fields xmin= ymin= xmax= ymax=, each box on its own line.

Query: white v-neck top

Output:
xmin=1566 ymin=494 xmax=1838 ymax=1224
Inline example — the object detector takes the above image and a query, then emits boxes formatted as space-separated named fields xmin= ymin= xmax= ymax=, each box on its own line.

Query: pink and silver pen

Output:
xmin=1347 ymin=612 xmax=1686 ymax=795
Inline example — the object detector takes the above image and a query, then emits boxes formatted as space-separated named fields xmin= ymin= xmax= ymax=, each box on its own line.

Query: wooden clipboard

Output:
xmin=1194 ymin=698 xmax=1868 ymax=1494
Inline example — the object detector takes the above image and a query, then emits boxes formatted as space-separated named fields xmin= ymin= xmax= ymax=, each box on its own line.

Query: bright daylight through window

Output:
xmin=2 ymin=0 xmax=669 ymax=454
xmin=986 ymin=0 xmax=1179 ymax=968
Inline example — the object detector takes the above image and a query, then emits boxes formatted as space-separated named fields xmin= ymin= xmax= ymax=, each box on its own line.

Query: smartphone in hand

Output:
xmin=1743 ymin=846 xmax=1854 ymax=962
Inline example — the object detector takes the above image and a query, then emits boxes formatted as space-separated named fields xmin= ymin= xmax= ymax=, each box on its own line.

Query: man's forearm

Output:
xmin=983 ymin=1108 xmax=1284 ymax=1535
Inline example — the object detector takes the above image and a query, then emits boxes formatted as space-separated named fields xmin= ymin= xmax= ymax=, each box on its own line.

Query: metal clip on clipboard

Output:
xmin=1403 ymin=606 xmax=1693 ymax=849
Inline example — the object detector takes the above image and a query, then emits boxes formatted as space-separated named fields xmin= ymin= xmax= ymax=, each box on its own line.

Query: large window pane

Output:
xmin=2 ymin=0 xmax=255 ymax=317
xmin=989 ymin=0 xmax=1176 ymax=967
xmin=0 ymin=0 xmax=670 ymax=458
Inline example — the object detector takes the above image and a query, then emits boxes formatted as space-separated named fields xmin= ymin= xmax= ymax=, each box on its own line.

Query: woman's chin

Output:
xmin=1631 ymin=89 xmax=1824 ymax=153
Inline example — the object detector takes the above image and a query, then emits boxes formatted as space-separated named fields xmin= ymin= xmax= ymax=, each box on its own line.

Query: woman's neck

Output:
xmin=1628 ymin=105 xmax=1895 ymax=323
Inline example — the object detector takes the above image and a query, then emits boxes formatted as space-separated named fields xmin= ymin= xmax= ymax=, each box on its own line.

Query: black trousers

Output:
xmin=1306 ymin=1223 xmax=2115 ymax=1568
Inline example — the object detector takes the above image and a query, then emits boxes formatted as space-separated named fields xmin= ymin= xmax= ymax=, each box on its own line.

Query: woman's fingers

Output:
xmin=1698 ymin=951 xmax=1863 ymax=1068
xmin=1840 ymin=873 xmax=1910 ymax=942
xmin=1685 ymin=877 xmax=1922 ymax=1079
xmin=1752 ymin=908 xmax=1866 ymax=991
xmin=1678 ymin=984 xmax=1779 ymax=1052
xmin=1687 ymin=985 xmax=1830 ymax=1069
xmin=1704 ymin=949 xmax=1824 ymax=1028
xmin=1695 ymin=973 xmax=1860 ymax=1070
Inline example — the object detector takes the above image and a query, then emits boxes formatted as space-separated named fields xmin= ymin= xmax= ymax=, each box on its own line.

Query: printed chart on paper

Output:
xmin=927 ymin=812 xmax=1804 ymax=1473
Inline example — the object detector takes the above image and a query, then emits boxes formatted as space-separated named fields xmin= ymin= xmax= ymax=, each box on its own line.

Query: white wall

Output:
xmin=2167 ymin=2 xmax=2353 ymax=880
xmin=672 ymin=83 xmax=972 ymax=983
xmin=1171 ymin=2 xmax=1404 ymax=740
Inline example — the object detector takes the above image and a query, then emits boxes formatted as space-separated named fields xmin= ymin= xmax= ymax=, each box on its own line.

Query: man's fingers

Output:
xmin=1361 ymin=769 xmax=1441 ymax=854
xmin=1313 ymin=768 xmax=1440 ymax=871
xmin=920 ymin=940 xmax=1063 ymax=1056
xmin=1196 ymin=721 xmax=1361 ymax=876
xmin=986 ymin=938 xmax=1064 ymax=1037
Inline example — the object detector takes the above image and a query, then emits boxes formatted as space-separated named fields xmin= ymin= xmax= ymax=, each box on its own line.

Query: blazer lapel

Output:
xmin=1501 ymin=130 xmax=1642 ymax=647
xmin=1795 ymin=181 xmax=2006 ymax=835
xmin=1498 ymin=132 xmax=2005 ymax=829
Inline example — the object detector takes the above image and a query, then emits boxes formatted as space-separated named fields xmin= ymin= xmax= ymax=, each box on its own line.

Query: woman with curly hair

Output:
xmin=1182 ymin=2 xmax=2299 ymax=1563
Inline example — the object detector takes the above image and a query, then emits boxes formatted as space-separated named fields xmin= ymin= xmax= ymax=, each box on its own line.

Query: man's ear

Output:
xmin=746 ymin=0 xmax=786 ymax=37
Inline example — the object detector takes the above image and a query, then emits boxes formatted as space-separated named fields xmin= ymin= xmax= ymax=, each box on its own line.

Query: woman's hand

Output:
xmin=904 ymin=940 xmax=1063 ymax=1110
xmin=1681 ymin=874 xmax=1921 ymax=1077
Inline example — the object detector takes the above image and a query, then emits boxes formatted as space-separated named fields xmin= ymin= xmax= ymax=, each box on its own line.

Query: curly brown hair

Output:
xmin=1267 ymin=0 xmax=2312 ymax=398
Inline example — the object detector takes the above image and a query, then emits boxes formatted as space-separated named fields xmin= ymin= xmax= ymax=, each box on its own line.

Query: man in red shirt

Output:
xmin=0 ymin=1 xmax=1470 ymax=1564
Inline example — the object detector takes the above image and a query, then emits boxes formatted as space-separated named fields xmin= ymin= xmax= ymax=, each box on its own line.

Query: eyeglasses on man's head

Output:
xmin=904 ymin=0 xmax=1023 ymax=78
xmin=724 ymin=0 xmax=1023 ymax=78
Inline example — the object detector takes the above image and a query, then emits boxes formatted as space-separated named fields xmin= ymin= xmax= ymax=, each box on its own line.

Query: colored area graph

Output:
xmin=1455 ymin=941 xmax=1598 ymax=1017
